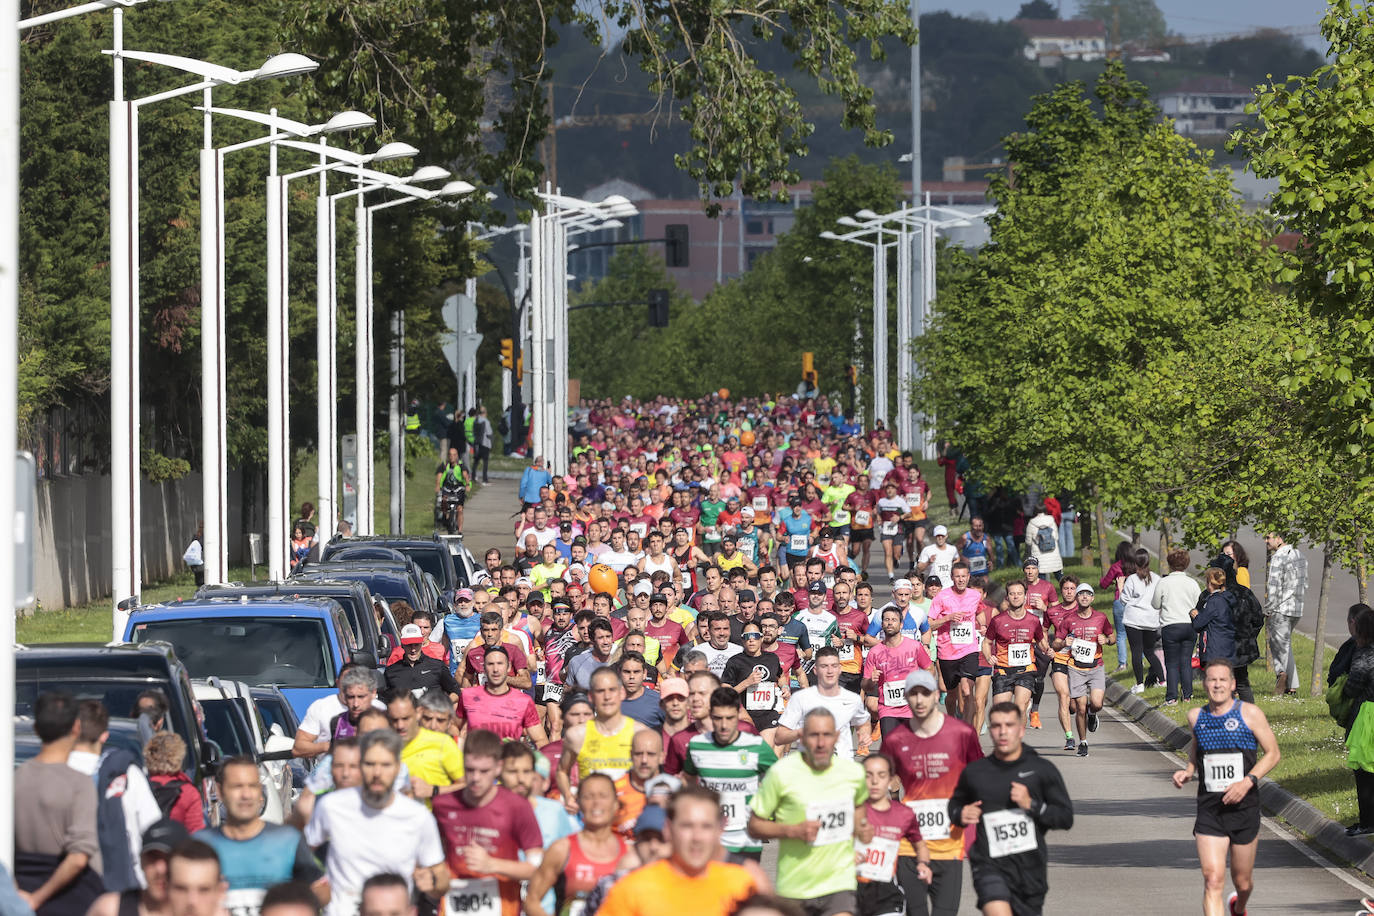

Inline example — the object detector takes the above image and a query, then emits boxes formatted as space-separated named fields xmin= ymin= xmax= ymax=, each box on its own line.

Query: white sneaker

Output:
xmin=1130 ymin=684 xmax=1145 ymax=695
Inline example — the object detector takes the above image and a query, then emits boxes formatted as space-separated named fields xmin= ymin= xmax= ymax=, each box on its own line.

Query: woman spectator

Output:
xmin=144 ymin=733 xmax=205 ymax=832
xmin=1101 ymin=541 xmax=1136 ymax=669
xmin=289 ymin=525 xmax=311 ymax=570
xmin=1221 ymin=539 xmax=1252 ymax=589
xmin=1341 ymin=609 xmax=1374 ymax=836
xmin=1153 ymin=549 xmax=1202 ymax=705
xmin=1120 ymin=548 xmax=1163 ymax=694
xmin=1191 ymin=567 xmax=1237 ymax=677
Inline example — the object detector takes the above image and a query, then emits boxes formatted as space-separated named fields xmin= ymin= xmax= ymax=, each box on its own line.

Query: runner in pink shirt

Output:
xmin=456 ymin=647 xmax=549 ymax=746
xmin=927 ymin=561 xmax=984 ymax=723
xmin=863 ymin=606 xmax=934 ymax=721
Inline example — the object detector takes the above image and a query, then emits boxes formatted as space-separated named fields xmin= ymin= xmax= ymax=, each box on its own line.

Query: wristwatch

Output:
xmin=1247 ymin=774 xmax=1259 ymax=788
xmin=432 ymin=784 xmax=440 ymax=799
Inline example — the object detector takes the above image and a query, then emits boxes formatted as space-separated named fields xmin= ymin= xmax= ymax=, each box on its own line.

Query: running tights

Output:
xmin=1126 ymin=625 xmax=1163 ymax=687
xmin=1356 ymin=768 xmax=1374 ymax=828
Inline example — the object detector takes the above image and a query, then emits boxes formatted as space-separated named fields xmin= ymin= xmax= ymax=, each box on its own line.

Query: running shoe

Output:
xmin=1130 ymin=683 xmax=1145 ymax=695
xmin=1347 ymin=823 xmax=1374 ymax=837
xmin=1076 ymin=742 xmax=1088 ymax=757
xmin=1087 ymin=711 xmax=1099 ymax=733
xmin=1029 ymin=711 xmax=1042 ymax=729
xmin=1227 ymin=891 xmax=1245 ymax=915
xmin=1063 ymin=736 xmax=1077 ymax=751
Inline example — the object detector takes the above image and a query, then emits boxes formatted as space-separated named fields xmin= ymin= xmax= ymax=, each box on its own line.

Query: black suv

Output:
xmin=323 ymin=534 xmax=467 ymax=597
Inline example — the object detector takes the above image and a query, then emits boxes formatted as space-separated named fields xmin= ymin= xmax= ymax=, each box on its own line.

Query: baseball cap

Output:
xmin=892 ymin=578 xmax=914 ymax=592
xmin=1022 ymin=556 xmax=1040 ymax=568
xmin=649 ymin=592 xmax=668 ymax=606
xmin=633 ymin=581 xmax=652 ymax=596
xmin=399 ymin=624 xmax=425 ymax=645
xmin=572 ymin=535 xmax=587 ymax=546
xmin=932 ymin=524 xmax=949 ymax=537
xmin=141 ymin=819 xmax=190 ymax=855
xmin=634 ymin=803 xmax=668 ymax=837
xmin=658 ymin=676 xmax=689 ymax=700
xmin=740 ymin=506 xmax=756 ymax=518
xmin=788 ymin=494 xmax=803 ymax=506
xmin=924 ymin=575 xmax=942 ymax=588
xmin=455 ymin=588 xmax=474 ymax=601
xmin=737 ymin=588 xmax=756 ymax=602
xmin=1076 ymin=583 xmax=1095 ymax=596
xmin=565 ymin=582 xmax=585 ymax=594
xmin=904 ymin=669 xmax=938 ymax=694
xmin=515 ymin=575 xmax=533 ymax=587
xmin=808 ymin=581 xmax=826 ymax=594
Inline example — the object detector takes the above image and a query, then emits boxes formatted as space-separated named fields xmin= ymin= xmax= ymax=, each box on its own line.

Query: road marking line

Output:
xmin=1103 ymin=706 xmax=1374 ymax=898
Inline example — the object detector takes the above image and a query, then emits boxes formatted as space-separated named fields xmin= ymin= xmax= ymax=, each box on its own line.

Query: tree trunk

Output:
xmin=1358 ymin=534 xmax=1368 ymax=605
xmin=1309 ymin=546 xmax=1333 ymax=698
xmin=1093 ymin=493 xmax=1110 ymax=575
xmin=1159 ymin=517 xmax=1172 ymax=567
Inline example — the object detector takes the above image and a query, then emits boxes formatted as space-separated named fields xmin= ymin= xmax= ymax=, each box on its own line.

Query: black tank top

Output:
xmin=118 ymin=890 xmax=141 ymax=916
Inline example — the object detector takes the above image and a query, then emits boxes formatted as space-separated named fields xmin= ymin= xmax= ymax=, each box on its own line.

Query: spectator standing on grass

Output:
xmin=1221 ymin=540 xmax=1251 ymax=590
xmin=1340 ymin=609 xmax=1374 ymax=836
xmin=1153 ymin=549 xmax=1203 ymax=706
xmin=1120 ymin=548 xmax=1163 ymax=695
xmin=1263 ymin=532 xmax=1307 ymax=697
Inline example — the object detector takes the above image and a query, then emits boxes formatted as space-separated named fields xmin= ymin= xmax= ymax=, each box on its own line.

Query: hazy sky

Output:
xmin=934 ymin=0 xmax=1332 ymax=47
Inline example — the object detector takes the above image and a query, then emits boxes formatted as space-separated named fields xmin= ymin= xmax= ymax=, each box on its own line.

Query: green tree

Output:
xmin=1077 ymin=0 xmax=1167 ymax=47
xmin=1017 ymin=0 xmax=1059 ymax=19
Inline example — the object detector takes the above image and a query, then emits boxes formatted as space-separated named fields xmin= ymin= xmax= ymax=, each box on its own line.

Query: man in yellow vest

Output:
xmin=555 ymin=666 xmax=651 ymax=814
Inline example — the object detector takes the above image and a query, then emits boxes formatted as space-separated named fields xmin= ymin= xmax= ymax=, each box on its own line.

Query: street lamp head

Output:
xmin=836 ymin=216 xmax=862 ymax=228
xmin=599 ymin=219 xmax=624 ymax=230
xmin=407 ymin=165 xmax=451 ymax=183
xmin=370 ymin=141 xmax=418 ymax=161
xmin=321 ymin=110 xmax=376 ymax=133
xmin=438 ymin=181 xmax=476 ymax=196
xmin=253 ymin=52 xmax=319 ymax=80
xmin=898 ymin=153 xmax=913 ymax=162
xmin=855 ymin=209 xmax=880 ymax=220
xmin=819 ymin=231 xmax=839 ymax=239
xmin=600 ymin=194 xmax=632 ymax=209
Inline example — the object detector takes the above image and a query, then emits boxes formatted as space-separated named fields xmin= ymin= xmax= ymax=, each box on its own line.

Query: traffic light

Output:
xmin=846 ymin=364 xmax=858 ymax=385
xmin=665 ymin=224 xmax=689 ymax=268
xmin=649 ymin=289 xmax=670 ymax=327
xmin=802 ymin=352 xmax=817 ymax=388
xmin=500 ymin=338 xmax=514 ymax=370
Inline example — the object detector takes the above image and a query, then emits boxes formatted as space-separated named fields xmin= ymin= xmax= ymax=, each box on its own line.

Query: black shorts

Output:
xmin=1194 ymin=793 xmax=1261 ymax=845
xmin=851 ymin=527 xmax=875 ymax=543
xmin=992 ymin=668 xmax=1036 ymax=695
xmin=939 ymin=653 xmax=980 ymax=684
xmin=795 ymin=891 xmax=859 ymax=916
xmin=840 ymin=671 xmax=864 ymax=695
xmin=1050 ymin=661 xmax=1070 ymax=677
xmin=971 ymin=864 xmax=1045 ymax=916
xmin=856 ymin=880 xmax=905 ymax=916
xmin=902 ymin=520 xmax=922 ymax=535
xmin=899 ymin=856 xmax=962 ymax=916
xmin=725 ymin=849 xmax=762 ymax=864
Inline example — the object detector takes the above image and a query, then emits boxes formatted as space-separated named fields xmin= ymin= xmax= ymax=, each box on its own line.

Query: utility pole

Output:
xmin=909 ymin=0 xmax=932 ymax=457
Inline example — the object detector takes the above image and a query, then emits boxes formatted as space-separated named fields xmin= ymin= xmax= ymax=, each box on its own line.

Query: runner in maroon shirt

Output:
xmin=857 ymin=753 xmax=930 ymax=916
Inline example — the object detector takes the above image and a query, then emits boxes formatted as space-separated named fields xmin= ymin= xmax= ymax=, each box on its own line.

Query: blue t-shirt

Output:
xmin=778 ymin=511 xmax=813 ymax=556
xmin=866 ymin=610 xmax=930 ymax=642
xmin=620 ymin=689 xmax=666 ymax=729
xmin=196 ymin=823 xmax=322 ymax=893
xmin=442 ymin=613 xmax=482 ymax=674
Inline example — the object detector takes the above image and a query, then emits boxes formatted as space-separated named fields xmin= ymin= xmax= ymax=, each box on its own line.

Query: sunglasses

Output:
xmin=742 ymin=632 xmax=763 ymax=639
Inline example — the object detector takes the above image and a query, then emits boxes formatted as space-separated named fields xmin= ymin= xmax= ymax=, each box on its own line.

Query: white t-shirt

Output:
xmin=778 ymin=687 xmax=871 ymax=758
xmin=698 ymin=642 xmax=744 ymax=677
xmin=298 ymin=693 xmax=387 ymax=741
xmin=794 ymin=609 xmax=837 ymax=648
xmin=519 ymin=526 xmax=558 ymax=550
xmin=305 ymin=787 xmax=444 ymax=916
xmin=867 ymin=457 xmax=894 ymax=489
xmin=599 ymin=549 xmax=640 ymax=573
xmin=68 ymin=750 xmax=162 ymax=887
xmin=918 ymin=544 xmax=961 ymax=587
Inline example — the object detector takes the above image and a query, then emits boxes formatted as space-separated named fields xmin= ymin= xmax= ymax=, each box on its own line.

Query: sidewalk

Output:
xmin=461 ymin=476 xmax=521 ymax=561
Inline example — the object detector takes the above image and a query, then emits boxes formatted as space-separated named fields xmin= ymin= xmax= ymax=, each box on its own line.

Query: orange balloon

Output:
xmin=740 ymin=429 xmax=756 ymax=447
xmin=718 ymin=388 xmax=730 ymax=399
xmin=588 ymin=563 xmax=619 ymax=597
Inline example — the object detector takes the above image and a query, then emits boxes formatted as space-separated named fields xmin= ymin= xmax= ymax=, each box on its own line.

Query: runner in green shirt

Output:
xmin=682 ymin=687 xmax=777 ymax=862
xmin=747 ymin=706 xmax=871 ymax=916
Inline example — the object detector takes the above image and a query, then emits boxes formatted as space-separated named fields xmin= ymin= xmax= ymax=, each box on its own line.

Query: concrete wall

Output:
xmin=33 ymin=469 xmax=261 ymax=611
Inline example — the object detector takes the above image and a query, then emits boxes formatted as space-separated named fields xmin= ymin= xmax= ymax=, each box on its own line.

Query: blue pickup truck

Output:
xmin=123 ymin=597 xmax=371 ymax=720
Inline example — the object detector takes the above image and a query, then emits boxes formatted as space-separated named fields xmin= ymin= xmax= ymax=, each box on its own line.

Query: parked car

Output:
xmin=196 ymin=580 xmax=396 ymax=669
xmin=291 ymin=563 xmax=433 ymax=619
xmin=191 ymin=678 xmax=293 ymax=823
xmin=124 ymin=597 xmax=372 ymax=719
xmin=13 ymin=643 xmax=222 ymax=821
xmin=14 ymin=716 xmax=145 ymax=766
xmin=323 ymin=534 xmax=467 ymax=594
xmin=249 ymin=685 xmax=310 ymax=796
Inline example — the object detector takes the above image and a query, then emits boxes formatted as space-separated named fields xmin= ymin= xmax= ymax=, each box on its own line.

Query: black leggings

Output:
xmin=1126 ymin=626 xmax=1163 ymax=687
xmin=1356 ymin=768 xmax=1374 ymax=828
xmin=1233 ymin=663 xmax=1254 ymax=703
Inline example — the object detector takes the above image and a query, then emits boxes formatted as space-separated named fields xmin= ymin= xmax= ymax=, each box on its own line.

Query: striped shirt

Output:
xmin=682 ymin=731 xmax=778 ymax=852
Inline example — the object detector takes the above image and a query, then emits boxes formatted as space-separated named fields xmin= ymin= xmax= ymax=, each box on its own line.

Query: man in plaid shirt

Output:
xmin=1263 ymin=532 xmax=1308 ymax=695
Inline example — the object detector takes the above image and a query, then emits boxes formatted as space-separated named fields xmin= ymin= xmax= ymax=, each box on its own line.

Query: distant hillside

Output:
xmin=539 ymin=14 xmax=1324 ymax=198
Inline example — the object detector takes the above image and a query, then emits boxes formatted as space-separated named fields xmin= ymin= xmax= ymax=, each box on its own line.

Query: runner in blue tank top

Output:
xmin=1172 ymin=658 xmax=1280 ymax=916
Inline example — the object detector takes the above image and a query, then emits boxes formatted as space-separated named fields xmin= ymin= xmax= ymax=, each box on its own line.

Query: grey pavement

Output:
xmin=462 ymin=478 xmax=1374 ymax=911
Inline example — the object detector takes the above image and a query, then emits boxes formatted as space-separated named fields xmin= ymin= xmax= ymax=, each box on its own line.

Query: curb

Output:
xmin=1106 ymin=680 xmax=1374 ymax=877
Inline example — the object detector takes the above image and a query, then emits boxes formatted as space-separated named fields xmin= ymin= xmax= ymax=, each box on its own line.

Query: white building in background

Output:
xmin=1012 ymin=19 xmax=1108 ymax=64
xmin=1157 ymin=77 xmax=1254 ymax=136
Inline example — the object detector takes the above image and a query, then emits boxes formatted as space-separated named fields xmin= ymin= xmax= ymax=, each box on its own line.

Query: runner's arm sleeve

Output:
xmin=438 ymin=664 xmax=462 ymax=695
xmin=303 ymin=798 xmax=327 ymax=847
xmin=442 ymin=741 xmax=465 ymax=782
xmin=418 ymin=817 xmax=446 ymax=868
xmin=1029 ymin=762 xmax=1073 ymax=832
xmin=947 ymin=769 xmax=974 ymax=824
xmin=291 ymin=834 xmax=326 ymax=884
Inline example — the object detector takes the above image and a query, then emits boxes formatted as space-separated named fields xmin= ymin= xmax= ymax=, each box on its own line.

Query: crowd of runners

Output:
xmin=11 ymin=393 xmax=1284 ymax=916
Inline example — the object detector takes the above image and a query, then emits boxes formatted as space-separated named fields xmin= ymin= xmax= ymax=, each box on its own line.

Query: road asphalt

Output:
xmin=458 ymin=476 xmax=1374 ymax=912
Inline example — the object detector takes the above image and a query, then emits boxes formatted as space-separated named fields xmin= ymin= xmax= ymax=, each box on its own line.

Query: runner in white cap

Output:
xmin=918 ymin=527 xmax=960 ymax=589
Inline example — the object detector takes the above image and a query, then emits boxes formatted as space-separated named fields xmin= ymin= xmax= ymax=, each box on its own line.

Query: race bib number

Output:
xmin=719 ymin=792 xmax=750 ymax=831
xmin=681 ymin=572 xmax=693 ymax=591
xmin=752 ymin=496 xmax=770 ymax=512
xmin=882 ymin=680 xmax=906 ymax=707
xmin=950 ymin=621 xmax=977 ymax=646
xmin=806 ymin=799 xmax=853 ymax=846
xmin=789 ymin=534 xmax=809 ymax=553
xmin=838 ymin=641 xmax=856 ymax=662
xmin=543 ymin=682 xmax=564 ymax=704
xmin=1204 ymin=752 xmax=1245 ymax=793
xmin=536 ymin=659 xmax=546 ymax=681
xmin=224 ymin=888 xmax=266 ymax=916
xmin=630 ymin=522 xmax=648 ymax=538
xmin=881 ymin=521 xmax=900 ymax=536
xmin=704 ymin=526 xmax=720 ymax=542
xmin=1007 ymin=643 xmax=1032 ymax=667
xmin=446 ymin=878 xmax=500 ymax=916
xmin=967 ymin=554 xmax=988 ymax=573
xmin=905 ymin=798 xmax=951 ymax=841
xmin=746 ymin=682 xmax=777 ymax=711
xmin=855 ymin=836 xmax=900 ymax=882
xmin=983 ymin=808 xmax=1036 ymax=858
xmin=854 ymin=510 xmax=872 ymax=528
xmin=1071 ymin=638 xmax=1097 ymax=666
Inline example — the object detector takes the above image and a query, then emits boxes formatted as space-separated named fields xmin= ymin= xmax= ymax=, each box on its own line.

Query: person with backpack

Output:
xmin=144 ymin=733 xmax=205 ymax=833
xmin=1023 ymin=503 xmax=1063 ymax=578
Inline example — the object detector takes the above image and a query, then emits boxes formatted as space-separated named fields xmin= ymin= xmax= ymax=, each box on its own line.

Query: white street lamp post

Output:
xmin=106 ymin=48 xmax=316 ymax=637
xmin=821 ymin=224 xmax=894 ymax=430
